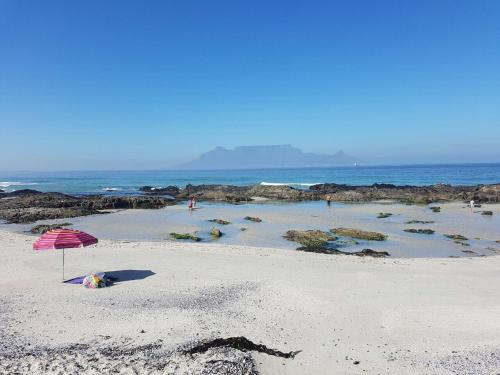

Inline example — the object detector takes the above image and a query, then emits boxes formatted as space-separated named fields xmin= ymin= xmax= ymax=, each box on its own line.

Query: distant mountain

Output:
xmin=178 ymin=145 xmax=360 ymax=170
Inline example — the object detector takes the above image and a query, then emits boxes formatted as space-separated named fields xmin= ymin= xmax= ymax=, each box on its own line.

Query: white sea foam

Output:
xmin=0 ymin=181 xmax=38 ymax=187
xmin=102 ymin=187 xmax=121 ymax=191
xmin=260 ymin=182 xmax=320 ymax=187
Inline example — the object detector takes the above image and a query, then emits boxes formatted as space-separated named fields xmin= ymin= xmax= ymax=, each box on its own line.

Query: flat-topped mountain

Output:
xmin=179 ymin=145 xmax=359 ymax=170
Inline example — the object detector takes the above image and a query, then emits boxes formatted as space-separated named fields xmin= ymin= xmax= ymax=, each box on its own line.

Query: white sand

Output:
xmin=1 ymin=228 xmax=500 ymax=374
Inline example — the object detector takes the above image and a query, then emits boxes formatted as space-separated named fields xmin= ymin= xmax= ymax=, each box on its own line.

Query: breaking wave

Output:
xmin=260 ymin=182 xmax=320 ymax=187
xmin=0 ymin=181 xmax=38 ymax=188
xmin=102 ymin=187 xmax=122 ymax=191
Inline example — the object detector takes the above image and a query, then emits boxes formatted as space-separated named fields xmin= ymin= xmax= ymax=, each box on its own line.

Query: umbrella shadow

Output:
xmin=104 ymin=269 xmax=155 ymax=283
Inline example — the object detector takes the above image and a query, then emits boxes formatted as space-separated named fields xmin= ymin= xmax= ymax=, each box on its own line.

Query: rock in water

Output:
xmin=210 ymin=227 xmax=223 ymax=238
xmin=170 ymin=233 xmax=201 ymax=242
xmin=481 ymin=211 xmax=493 ymax=216
xmin=444 ymin=234 xmax=468 ymax=241
xmin=208 ymin=219 xmax=231 ymax=225
xmin=404 ymin=228 xmax=435 ymax=235
xmin=244 ymin=216 xmax=262 ymax=222
xmin=283 ymin=230 xmax=336 ymax=247
xmin=330 ymin=227 xmax=387 ymax=241
xmin=377 ymin=212 xmax=392 ymax=218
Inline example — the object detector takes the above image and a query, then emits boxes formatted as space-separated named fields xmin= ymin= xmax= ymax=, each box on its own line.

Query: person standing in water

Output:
xmin=192 ymin=196 xmax=197 ymax=209
xmin=326 ymin=195 xmax=331 ymax=208
xmin=188 ymin=197 xmax=194 ymax=210
xmin=469 ymin=199 xmax=475 ymax=211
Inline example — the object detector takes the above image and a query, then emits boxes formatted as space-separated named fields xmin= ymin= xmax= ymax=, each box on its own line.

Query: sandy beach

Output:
xmin=1 ymin=219 xmax=500 ymax=374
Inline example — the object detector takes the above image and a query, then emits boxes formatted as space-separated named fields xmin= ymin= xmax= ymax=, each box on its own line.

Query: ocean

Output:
xmin=1 ymin=163 xmax=500 ymax=195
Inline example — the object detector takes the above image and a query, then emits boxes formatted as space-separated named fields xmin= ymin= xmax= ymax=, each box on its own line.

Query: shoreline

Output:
xmin=1 ymin=182 xmax=499 ymax=225
xmin=1 ymin=229 xmax=500 ymax=374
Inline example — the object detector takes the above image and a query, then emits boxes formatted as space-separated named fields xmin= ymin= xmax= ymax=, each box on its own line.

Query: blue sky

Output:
xmin=1 ymin=0 xmax=499 ymax=170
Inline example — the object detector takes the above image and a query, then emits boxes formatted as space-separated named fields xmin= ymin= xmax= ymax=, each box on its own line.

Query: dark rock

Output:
xmin=481 ymin=211 xmax=493 ymax=216
xmin=170 ymin=233 xmax=201 ymax=241
xmin=404 ymin=228 xmax=435 ymax=235
xmin=208 ymin=219 xmax=231 ymax=225
xmin=331 ymin=227 xmax=387 ymax=241
xmin=139 ymin=185 xmax=180 ymax=196
xmin=178 ymin=184 xmax=317 ymax=202
xmin=405 ymin=220 xmax=434 ymax=224
xmin=296 ymin=246 xmax=389 ymax=257
xmin=30 ymin=223 xmax=72 ymax=234
xmin=430 ymin=206 xmax=441 ymax=212
xmin=377 ymin=212 xmax=392 ymax=218
xmin=0 ymin=191 xmax=174 ymax=223
xmin=354 ymin=249 xmax=390 ymax=257
xmin=444 ymin=234 xmax=468 ymax=241
xmin=244 ymin=216 xmax=262 ymax=222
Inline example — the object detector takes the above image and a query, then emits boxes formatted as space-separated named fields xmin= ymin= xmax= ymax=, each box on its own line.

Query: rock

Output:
xmin=210 ymin=227 xmax=223 ymax=238
xmin=354 ymin=249 xmax=390 ymax=257
xmin=139 ymin=185 xmax=180 ymax=196
xmin=403 ymin=228 xmax=435 ymax=235
xmin=468 ymin=184 xmax=500 ymax=203
xmin=240 ymin=227 xmax=247 ymax=231
xmin=296 ymin=246 xmax=389 ymax=257
xmin=454 ymin=240 xmax=470 ymax=246
xmin=244 ymin=216 xmax=262 ymax=222
xmin=179 ymin=184 xmax=317 ymax=202
xmin=330 ymin=227 xmax=387 ymax=241
xmin=283 ymin=230 xmax=336 ymax=247
xmin=169 ymin=233 xmax=201 ymax=241
xmin=444 ymin=234 xmax=468 ymax=241
xmin=0 ymin=191 xmax=174 ymax=223
xmin=405 ymin=220 xmax=434 ymax=224
xmin=377 ymin=212 xmax=392 ymax=218
xmin=30 ymin=223 xmax=72 ymax=234
xmin=208 ymin=219 xmax=231 ymax=225
xmin=481 ymin=211 xmax=493 ymax=216
xmin=430 ymin=206 xmax=441 ymax=212
xmin=462 ymin=250 xmax=476 ymax=254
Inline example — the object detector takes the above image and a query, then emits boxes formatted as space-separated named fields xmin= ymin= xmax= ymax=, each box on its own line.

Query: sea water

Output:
xmin=1 ymin=163 xmax=500 ymax=195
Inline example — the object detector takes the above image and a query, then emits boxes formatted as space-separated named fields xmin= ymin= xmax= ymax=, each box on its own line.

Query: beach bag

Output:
xmin=82 ymin=273 xmax=106 ymax=288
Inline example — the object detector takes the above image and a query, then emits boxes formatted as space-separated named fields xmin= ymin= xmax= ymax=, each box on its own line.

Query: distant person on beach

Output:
xmin=470 ymin=199 xmax=475 ymax=211
xmin=192 ymin=196 xmax=197 ymax=209
xmin=188 ymin=197 xmax=194 ymax=210
xmin=326 ymin=195 xmax=331 ymax=208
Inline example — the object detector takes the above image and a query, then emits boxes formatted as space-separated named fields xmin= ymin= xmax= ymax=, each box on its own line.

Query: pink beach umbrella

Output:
xmin=33 ymin=228 xmax=98 ymax=281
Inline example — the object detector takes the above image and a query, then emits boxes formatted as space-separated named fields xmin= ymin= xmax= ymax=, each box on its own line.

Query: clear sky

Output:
xmin=1 ymin=0 xmax=499 ymax=170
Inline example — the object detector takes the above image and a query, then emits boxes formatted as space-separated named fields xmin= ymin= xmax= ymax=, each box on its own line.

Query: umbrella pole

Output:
xmin=62 ymin=248 xmax=65 ymax=282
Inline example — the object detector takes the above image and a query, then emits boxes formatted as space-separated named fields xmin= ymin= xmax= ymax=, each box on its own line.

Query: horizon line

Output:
xmin=1 ymin=161 xmax=500 ymax=174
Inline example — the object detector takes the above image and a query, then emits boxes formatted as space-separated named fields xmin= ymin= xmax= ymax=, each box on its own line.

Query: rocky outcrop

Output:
xmin=283 ymin=230 xmax=336 ymax=247
xmin=139 ymin=186 xmax=180 ymax=196
xmin=81 ymin=196 xmax=172 ymax=210
xmin=171 ymin=182 xmax=500 ymax=204
xmin=468 ymin=184 xmax=500 ymax=203
xmin=178 ymin=184 xmax=318 ymax=202
xmin=0 ymin=191 xmax=175 ymax=223
xmin=331 ymin=227 xmax=387 ymax=241
xmin=30 ymin=223 xmax=72 ymax=234
xmin=309 ymin=183 xmax=500 ymax=204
